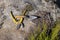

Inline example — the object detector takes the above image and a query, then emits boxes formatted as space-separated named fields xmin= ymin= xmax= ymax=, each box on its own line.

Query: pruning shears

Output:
xmin=10 ymin=4 xmax=34 ymax=29
xmin=10 ymin=4 xmax=41 ymax=29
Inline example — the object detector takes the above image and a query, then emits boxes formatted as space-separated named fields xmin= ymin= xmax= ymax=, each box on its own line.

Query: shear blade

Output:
xmin=26 ymin=15 xmax=41 ymax=20
xmin=29 ymin=16 xmax=37 ymax=20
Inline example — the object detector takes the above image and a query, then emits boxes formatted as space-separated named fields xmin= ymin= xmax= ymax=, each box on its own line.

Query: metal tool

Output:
xmin=10 ymin=4 xmax=41 ymax=29
xmin=10 ymin=4 xmax=34 ymax=29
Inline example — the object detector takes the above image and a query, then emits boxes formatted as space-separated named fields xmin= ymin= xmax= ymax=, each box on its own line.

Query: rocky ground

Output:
xmin=0 ymin=0 xmax=60 ymax=40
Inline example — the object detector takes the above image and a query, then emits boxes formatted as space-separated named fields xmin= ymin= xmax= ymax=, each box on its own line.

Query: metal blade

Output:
xmin=29 ymin=15 xmax=37 ymax=20
xmin=25 ymin=15 xmax=41 ymax=20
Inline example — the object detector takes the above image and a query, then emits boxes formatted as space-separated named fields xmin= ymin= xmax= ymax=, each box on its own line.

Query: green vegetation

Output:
xmin=28 ymin=20 xmax=60 ymax=40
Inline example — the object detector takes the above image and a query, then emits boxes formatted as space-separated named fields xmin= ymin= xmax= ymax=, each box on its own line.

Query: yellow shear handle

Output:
xmin=15 ymin=16 xmax=24 ymax=18
xmin=10 ymin=11 xmax=23 ymax=24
